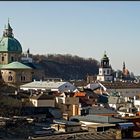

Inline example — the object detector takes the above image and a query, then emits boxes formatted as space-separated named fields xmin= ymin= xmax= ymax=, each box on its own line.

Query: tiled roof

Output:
xmin=101 ymin=81 xmax=140 ymax=89
xmin=53 ymin=119 xmax=81 ymax=126
xmin=74 ymin=92 xmax=86 ymax=97
xmin=82 ymin=106 xmax=118 ymax=115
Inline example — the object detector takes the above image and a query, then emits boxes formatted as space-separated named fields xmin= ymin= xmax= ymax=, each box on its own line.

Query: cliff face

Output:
xmin=32 ymin=54 xmax=99 ymax=80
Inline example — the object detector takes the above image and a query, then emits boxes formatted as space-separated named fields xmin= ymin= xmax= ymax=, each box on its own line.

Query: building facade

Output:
xmin=0 ymin=21 xmax=44 ymax=86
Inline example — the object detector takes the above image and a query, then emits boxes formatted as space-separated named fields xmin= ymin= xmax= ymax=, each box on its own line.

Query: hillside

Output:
xmin=32 ymin=54 xmax=99 ymax=80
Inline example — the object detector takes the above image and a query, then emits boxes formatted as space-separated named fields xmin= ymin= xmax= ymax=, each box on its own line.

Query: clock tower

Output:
xmin=97 ymin=52 xmax=113 ymax=81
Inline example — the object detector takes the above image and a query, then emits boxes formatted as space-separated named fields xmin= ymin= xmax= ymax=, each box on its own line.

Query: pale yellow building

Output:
xmin=56 ymin=93 xmax=80 ymax=119
xmin=29 ymin=93 xmax=55 ymax=107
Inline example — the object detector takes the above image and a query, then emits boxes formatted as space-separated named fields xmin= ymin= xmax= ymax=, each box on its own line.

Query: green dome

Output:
xmin=0 ymin=37 xmax=22 ymax=53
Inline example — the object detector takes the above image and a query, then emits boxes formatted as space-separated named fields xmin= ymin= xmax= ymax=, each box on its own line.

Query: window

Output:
xmin=21 ymin=76 xmax=26 ymax=81
xmin=107 ymin=70 xmax=110 ymax=74
xmin=11 ymin=56 xmax=14 ymax=62
xmin=66 ymin=105 xmax=70 ymax=110
xmin=2 ymin=56 xmax=4 ymax=61
xmin=8 ymin=75 xmax=13 ymax=81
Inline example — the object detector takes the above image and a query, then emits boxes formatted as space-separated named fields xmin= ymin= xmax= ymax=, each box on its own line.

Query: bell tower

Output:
xmin=97 ymin=52 xmax=113 ymax=81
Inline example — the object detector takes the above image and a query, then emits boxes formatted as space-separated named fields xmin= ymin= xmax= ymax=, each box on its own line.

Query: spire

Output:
xmin=27 ymin=48 xmax=30 ymax=58
xmin=27 ymin=48 xmax=30 ymax=54
xmin=123 ymin=61 xmax=125 ymax=70
xmin=104 ymin=50 xmax=106 ymax=55
xmin=3 ymin=18 xmax=13 ymax=37
xmin=8 ymin=18 xmax=9 ymax=24
xmin=102 ymin=51 xmax=109 ymax=60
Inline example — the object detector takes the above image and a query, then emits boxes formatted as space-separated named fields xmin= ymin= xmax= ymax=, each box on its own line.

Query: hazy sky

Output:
xmin=0 ymin=1 xmax=140 ymax=75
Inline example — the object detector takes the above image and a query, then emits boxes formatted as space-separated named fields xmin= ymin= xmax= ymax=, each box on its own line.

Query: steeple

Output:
xmin=103 ymin=51 xmax=107 ymax=58
xmin=27 ymin=48 xmax=30 ymax=58
xmin=101 ymin=51 xmax=109 ymax=68
xmin=3 ymin=18 xmax=13 ymax=37
xmin=123 ymin=61 xmax=125 ymax=71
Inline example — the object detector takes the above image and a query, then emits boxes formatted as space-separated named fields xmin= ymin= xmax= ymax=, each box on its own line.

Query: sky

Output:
xmin=0 ymin=1 xmax=140 ymax=75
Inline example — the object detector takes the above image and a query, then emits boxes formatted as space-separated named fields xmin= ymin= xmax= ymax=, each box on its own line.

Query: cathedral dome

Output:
xmin=0 ymin=37 xmax=22 ymax=53
xmin=0 ymin=21 xmax=22 ymax=53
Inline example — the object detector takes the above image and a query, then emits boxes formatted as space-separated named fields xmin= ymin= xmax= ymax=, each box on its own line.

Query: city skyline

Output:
xmin=0 ymin=1 xmax=140 ymax=75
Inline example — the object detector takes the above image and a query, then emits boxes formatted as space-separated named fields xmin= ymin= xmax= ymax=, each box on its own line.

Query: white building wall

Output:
xmin=108 ymin=104 xmax=117 ymax=110
xmin=98 ymin=68 xmax=111 ymax=76
xmin=97 ymin=66 xmax=113 ymax=81
xmin=134 ymin=100 xmax=140 ymax=111
xmin=134 ymin=100 xmax=140 ymax=106
xmin=97 ymin=75 xmax=105 ymax=81
xmin=30 ymin=99 xmax=38 ymax=107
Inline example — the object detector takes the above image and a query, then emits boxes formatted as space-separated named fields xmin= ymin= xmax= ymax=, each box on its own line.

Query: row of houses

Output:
xmin=2 ymin=80 xmax=140 ymax=139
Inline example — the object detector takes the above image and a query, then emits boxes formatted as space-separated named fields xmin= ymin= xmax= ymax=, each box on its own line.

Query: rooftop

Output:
xmin=82 ymin=106 xmax=118 ymax=115
xmin=70 ymin=115 xmax=127 ymax=124
xmin=101 ymin=81 xmax=140 ymax=89
xmin=30 ymin=93 xmax=55 ymax=100
xmin=20 ymin=81 xmax=76 ymax=92
xmin=1 ymin=61 xmax=32 ymax=69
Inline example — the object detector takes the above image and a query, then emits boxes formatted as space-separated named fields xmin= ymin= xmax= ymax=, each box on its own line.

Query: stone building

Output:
xmin=0 ymin=21 xmax=44 ymax=86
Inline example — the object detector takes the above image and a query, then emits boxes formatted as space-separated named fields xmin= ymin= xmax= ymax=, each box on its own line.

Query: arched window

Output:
xmin=8 ymin=75 xmax=13 ymax=81
xmin=2 ymin=56 xmax=4 ymax=61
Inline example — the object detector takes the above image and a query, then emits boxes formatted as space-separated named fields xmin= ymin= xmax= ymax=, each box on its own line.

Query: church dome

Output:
xmin=123 ymin=69 xmax=130 ymax=76
xmin=0 ymin=21 xmax=22 ymax=53
xmin=0 ymin=37 xmax=22 ymax=53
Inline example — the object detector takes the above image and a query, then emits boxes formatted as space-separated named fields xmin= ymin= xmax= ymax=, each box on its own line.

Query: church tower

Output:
xmin=97 ymin=52 xmax=113 ymax=81
xmin=0 ymin=20 xmax=22 ymax=64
